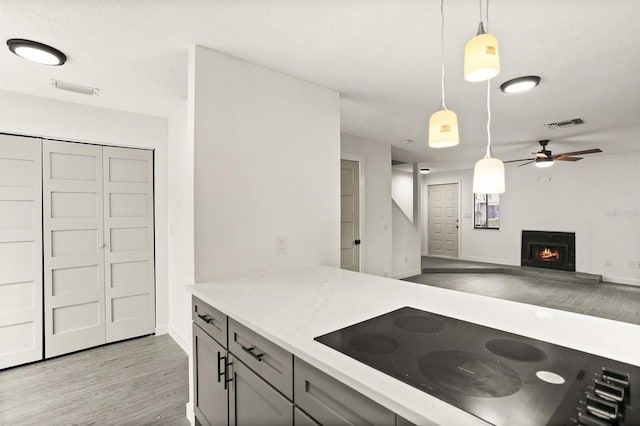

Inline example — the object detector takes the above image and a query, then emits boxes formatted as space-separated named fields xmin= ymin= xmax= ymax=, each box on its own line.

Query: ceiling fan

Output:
xmin=504 ymin=140 xmax=603 ymax=168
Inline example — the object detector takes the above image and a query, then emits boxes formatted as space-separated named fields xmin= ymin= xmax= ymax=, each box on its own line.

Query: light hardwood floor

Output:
xmin=0 ymin=334 xmax=189 ymax=426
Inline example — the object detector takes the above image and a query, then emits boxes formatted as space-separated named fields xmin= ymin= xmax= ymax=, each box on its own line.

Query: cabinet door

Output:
xmin=43 ymin=140 xmax=106 ymax=358
xmin=193 ymin=323 xmax=228 ymax=426
xmin=0 ymin=135 xmax=43 ymax=369
xmin=102 ymin=147 xmax=155 ymax=342
xmin=294 ymin=407 xmax=319 ymax=426
xmin=229 ymin=355 xmax=293 ymax=426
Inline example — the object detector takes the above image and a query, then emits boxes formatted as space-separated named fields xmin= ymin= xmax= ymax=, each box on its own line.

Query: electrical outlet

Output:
xmin=629 ymin=261 xmax=640 ymax=269
xmin=604 ymin=259 xmax=612 ymax=267
xmin=404 ymin=256 xmax=408 ymax=263
xmin=276 ymin=236 xmax=287 ymax=255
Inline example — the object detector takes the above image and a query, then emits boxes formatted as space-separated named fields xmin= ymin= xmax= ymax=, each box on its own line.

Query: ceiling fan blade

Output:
xmin=517 ymin=160 xmax=535 ymax=167
xmin=504 ymin=158 xmax=534 ymax=164
xmin=555 ymin=156 xmax=583 ymax=161
xmin=553 ymin=148 xmax=602 ymax=157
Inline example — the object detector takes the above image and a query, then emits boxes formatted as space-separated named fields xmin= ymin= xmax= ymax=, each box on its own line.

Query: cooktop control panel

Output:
xmin=554 ymin=356 xmax=638 ymax=426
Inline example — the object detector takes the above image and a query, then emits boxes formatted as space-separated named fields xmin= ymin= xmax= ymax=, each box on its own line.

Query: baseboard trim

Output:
xmin=458 ymin=255 xmax=513 ymax=265
xmin=186 ymin=401 xmax=194 ymax=425
xmin=155 ymin=325 xmax=168 ymax=335
xmin=392 ymin=269 xmax=422 ymax=280
xmin=169 ymin=326 xmax=190 ymax=355
xmin=601 ymin=275 xmax=640 ymax=287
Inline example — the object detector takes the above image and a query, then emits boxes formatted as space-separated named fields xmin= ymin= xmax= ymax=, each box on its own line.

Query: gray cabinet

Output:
xmin=193 ymin=323 xmax=228 ymax=426
xmin=229 ymin=354 xmax=293 ymax=425
xmin=294 ymin=357 xmax=395 ymax=425
xmin=192 ymin=296 xmax=408 ymax=426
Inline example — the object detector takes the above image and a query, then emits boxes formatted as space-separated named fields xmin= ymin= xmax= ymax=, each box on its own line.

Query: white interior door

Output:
xmin=428 ymin=183 xmax=459 ymax=259
xmin=0 ymin=134 xmax=43 ymax=369
xmin=43 ymin=141 xmax=106 ymax=358
xmin=103 ymin=146 xmax=155 ymax=342
xmin=340 ymin=159 xmax=360 ymax=271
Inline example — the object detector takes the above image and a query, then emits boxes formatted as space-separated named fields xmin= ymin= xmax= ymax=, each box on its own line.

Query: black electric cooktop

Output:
xmin=315 ymin=307 xmax=639 ymax=426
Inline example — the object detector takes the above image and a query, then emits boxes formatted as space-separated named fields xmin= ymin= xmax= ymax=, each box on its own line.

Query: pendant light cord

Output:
xmin=486 ymin=79 xmax=492 ymax=157
xmin=440 ymin=0 xmax=447 ymax=110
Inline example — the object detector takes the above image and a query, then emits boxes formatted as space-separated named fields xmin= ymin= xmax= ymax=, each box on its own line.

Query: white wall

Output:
xmin=167 ymin=102 xmax=193 ymax=353
xmin=422 ymin=152 xmax=640 ymax=285
xmin=392 ymin=201 xmax=422 ymax=279
xmin=0 ymin=89 xmax=171 ymax=332
xmin=190 ymin=45 xmax=341 ymax=282
xmin=392 ymin=169 xmax=414 ymax=222
xmin=341 ymin=134 xmax=392 ymax=277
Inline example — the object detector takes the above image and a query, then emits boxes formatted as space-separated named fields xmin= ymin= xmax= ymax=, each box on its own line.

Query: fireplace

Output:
xmin=521 ymin=231 xmax=575 ymax=272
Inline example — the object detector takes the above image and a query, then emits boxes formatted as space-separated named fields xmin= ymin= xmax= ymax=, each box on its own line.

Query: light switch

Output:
xmin=276 ymin=236 xmax=288 ymax=255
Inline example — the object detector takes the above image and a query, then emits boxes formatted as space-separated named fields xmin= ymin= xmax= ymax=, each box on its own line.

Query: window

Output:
xmin=474 ymin=193 xmax=500 ymax=229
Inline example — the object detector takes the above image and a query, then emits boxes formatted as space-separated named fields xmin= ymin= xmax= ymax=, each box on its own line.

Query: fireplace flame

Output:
xmin=539 ymin=247 xmax=560 ymax=262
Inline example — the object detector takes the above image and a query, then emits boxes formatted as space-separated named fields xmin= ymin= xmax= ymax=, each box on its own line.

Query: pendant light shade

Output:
xmin=464 ymin=23 xmax=500 ymax=82
xmin=473 ymin=154 xmax=505 ymax=194
xmin=429 ymin=109 xmax=459 ymax=148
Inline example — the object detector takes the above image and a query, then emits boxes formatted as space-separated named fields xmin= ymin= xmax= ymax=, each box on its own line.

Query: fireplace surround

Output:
xmin=521 ymin=230 xmax=576 ymax=272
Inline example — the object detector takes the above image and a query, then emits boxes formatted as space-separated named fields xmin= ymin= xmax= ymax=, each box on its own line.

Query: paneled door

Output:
xmin=43 ymin=141 xmax=106 ymax=358
xmin=340 ymin=159 xmax=360 ymax=271
xmin=0 ymin=135 xmax=43 ymax=369
xmin=428 ymin=183 xmax=459 ymax=259
xmin=103 ymin=147 xmax=155 ymax=342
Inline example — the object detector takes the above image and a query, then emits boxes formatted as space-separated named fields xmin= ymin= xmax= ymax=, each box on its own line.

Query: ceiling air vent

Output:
xmin=544 ymin=118 xmax=584 ymax=129
xmin=50 ymin=79 xmax=100 ymax=96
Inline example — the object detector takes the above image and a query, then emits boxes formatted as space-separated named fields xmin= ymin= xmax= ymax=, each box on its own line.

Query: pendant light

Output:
xmin=473 ymin=80 xmax=505 ymax=194
xmin=464 ymin=0 xmax=500 ymax=82
xmin=429 ymin=0 xmax=459 ymax=148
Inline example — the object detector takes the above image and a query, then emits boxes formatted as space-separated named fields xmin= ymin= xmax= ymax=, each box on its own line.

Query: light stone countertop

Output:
xmin=187 ymin=265 xmax=640 ymax=425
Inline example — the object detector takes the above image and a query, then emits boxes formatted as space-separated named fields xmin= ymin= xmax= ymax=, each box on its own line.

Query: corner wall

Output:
xmin=0 ymin=89 xmax=170 ymax=332
xmin=190 ymin=46 xmax=341 ymax=282
xmin=341 ymin=134 xmax=392 ymax=277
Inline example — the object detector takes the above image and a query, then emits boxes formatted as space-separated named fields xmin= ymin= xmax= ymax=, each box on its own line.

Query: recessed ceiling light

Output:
xmin=500 ymin=76 xmax=541 ymax=93
xmin=7 ymin=39 xmax=67 ymax=66
xmin=420 ymin=168 xmax=431 ymax=174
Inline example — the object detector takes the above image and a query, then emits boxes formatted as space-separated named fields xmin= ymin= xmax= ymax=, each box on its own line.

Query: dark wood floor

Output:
xmin=405 ymin=258 xmax=640 ymax=325
xmin=0 ymin=334 xmax=189 ymax=425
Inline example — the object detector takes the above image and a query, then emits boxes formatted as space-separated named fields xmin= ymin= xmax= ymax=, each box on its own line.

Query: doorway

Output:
xmin=427 ymin=183 xmax=459 ymax=259
xmin=340 ymin=159 xmax=361 ymax=271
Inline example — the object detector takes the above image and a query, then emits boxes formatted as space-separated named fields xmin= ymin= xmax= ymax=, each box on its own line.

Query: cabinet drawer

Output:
xmin=192 ymin=296 xmax=227 ymax=347
xmin=294 ymin=357 xmax=395 ymax=426
xmin=228 ymin=318 xmax=293 ymax=400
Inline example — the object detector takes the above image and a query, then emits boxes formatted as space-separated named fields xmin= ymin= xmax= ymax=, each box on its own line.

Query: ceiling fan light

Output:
xmin=428 ymin=109 xmax=459 ymax=148
xmin=500 ymin=76 xmax=541 ymax=93
xmin=464 ymin=31 xmax=500 ymax=82
xmin=473 ymin=156 xmax=505 ymax=194
xmin=7 ymin=39 xmax=66 ymax=66
xmin=535 ymin=157 xmax=554 ymax=168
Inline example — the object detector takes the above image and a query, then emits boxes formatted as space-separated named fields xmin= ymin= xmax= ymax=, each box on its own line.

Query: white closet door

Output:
xmin=0 ymin=135 xmax=43 ymax=369
xmin=43 ymin=141 xmax=105 ymax=358
xmin=103 ymin=146 xmax=155 ymax=342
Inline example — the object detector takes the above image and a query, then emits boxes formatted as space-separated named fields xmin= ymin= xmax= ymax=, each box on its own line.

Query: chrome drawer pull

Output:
xmin=197 ymin=313 xmax=214 ymax=324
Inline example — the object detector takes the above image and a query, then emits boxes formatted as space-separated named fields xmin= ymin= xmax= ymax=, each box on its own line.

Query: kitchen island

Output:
xmin=188 ymin=266 xmax=640 ymax=425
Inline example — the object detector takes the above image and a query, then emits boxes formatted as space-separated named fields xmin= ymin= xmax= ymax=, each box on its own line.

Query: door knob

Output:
xmin=354 ymin=239 xmax=361 ymax=245
xmin=98 ymin=243 xmax=105 ymax=248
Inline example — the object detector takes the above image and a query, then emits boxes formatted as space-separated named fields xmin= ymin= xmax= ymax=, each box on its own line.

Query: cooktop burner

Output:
xmin=393 ymin=314 xmax=445 ymax=333
xmin=315 ymin=306 xmax=640 ymax=426
xmin=485 ymin=338 xmax=547 ymax=363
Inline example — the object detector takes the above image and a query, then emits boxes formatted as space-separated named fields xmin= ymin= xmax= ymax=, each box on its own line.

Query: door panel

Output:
xmin=103 ymin=147 xmax=155 ymax=342
xmin=428 ymin=183 xmax=459 ymax=259
xmin=193 ymin=324 xmax=228 ymax=426
xmin=229 ymin=355 xmax=293 ymax=425
xmin=340 ymin=159 xmax=360 ymax=271
xmin=0 ymin=134 xmax=43 ymax=369
xmin=43 ymin=140 xmax=105 ymax=358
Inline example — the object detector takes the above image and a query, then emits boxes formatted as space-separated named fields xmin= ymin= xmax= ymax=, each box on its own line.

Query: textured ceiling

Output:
xmin=1 ymin=0 xmax=639 ymax=171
